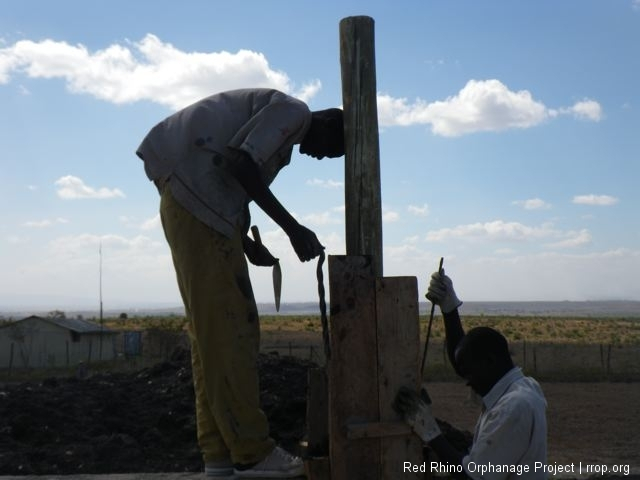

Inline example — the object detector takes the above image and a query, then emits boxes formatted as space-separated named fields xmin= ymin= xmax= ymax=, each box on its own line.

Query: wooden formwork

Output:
xmin=306 ymin=256 xmax=425 ymax=480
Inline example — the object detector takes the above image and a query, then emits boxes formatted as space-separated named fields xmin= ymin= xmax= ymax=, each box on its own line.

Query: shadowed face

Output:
xmin=299 ymin=109 xmax=344 ymax=159
xmin=454 ymin=326 xmax=515 ymax=397
xmin=455 ymin=343 xmax=494 ymax=396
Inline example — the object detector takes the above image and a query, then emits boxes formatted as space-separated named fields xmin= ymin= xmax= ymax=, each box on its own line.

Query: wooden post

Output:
xmin=340 ymin=16 xmax=383 ymax=277
xmin=328 ymin=255 xmax=380 ymax=479
xmin=320 ymin=15 xmax=425 ymax=480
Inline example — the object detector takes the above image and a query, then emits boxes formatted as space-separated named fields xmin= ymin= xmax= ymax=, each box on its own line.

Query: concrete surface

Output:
xmin=0 ymin=475 xmax=206 ymax=480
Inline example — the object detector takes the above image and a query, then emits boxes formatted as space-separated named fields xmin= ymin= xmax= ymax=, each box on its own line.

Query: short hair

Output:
xmin=312 ymin=108 xmax=344 ymax=151
xmin=459 ymin=326 xmax=512 ymax=364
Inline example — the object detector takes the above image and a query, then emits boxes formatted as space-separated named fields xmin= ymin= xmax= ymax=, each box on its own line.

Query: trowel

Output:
xmin=251 ymin=226 xmax=282 ymax=311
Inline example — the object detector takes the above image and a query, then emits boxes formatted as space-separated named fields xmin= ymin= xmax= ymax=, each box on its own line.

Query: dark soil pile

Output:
xmin=0 ymin=349 xmax=471 ymax=475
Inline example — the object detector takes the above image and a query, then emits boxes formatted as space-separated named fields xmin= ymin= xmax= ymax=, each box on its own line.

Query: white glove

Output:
xmin=426 ymin=269 xmax=462 ymax=314
xmin=393 ymin=384 xmax=442 ymax=443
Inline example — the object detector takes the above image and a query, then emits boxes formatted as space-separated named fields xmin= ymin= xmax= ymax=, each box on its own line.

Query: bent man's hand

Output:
xmin=287 ymin=224 xmax=324 ymax=262
xmin=393 ymin=384 xmax=442 ymax=444
xmin=243 ymin=236 xmax=278 ymax=267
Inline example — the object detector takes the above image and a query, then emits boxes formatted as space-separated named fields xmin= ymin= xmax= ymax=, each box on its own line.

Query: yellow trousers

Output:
xmin=160 ymin=185 xmax=274 ymax=465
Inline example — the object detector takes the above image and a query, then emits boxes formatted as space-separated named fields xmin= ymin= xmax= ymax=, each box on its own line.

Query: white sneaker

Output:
xmin=205 ymin=459 xmax=235 ymax=478
xmin=234 ymin=446 xmax=305 ymax=478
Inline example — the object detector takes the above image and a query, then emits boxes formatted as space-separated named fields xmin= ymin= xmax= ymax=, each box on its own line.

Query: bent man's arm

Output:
xmin=225 ymin=151 xmax=323 ymax=262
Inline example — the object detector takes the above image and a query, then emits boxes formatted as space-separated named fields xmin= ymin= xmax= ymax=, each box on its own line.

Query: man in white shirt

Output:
xmin=395 ymin=271 xmax=547 ymax=480
xmin=136 ymin=88 xmax=344 ymax=479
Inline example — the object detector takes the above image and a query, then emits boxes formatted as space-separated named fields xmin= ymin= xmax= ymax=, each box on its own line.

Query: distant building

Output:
xmin=0 ymin=315 xmax=117 ymax=369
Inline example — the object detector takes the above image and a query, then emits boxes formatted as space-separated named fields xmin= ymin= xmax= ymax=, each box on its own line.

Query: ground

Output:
xmin=0 ymin=349 xmax=638 ymax=476
xmin=0 ymin=349 xmax=313 ymax=475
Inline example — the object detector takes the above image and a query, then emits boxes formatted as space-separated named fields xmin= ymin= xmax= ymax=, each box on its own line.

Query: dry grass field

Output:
xmin=255 ymin=314 xmax=640 ymax=381
xmin=95 ymin=313 xmax=640 ymax=381
xmin=256 ymin=313 xmax=640 ymax=344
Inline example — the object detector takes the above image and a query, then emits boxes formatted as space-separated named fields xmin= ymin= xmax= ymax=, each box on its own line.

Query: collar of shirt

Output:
xmin=482 ymin=366 xmax=524 ymax=411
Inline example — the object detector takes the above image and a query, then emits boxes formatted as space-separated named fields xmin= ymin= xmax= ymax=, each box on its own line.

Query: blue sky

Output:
xmin=2 ymin=0 xmax=639 ymax=310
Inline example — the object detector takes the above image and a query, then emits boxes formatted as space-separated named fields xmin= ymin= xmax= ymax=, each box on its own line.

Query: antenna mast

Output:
xmin=99 ymin=241 xmax=104 ymax=360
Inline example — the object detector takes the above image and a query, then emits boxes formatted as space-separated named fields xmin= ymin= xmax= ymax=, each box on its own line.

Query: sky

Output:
xmin=1 ymin=0 xmax=639 ymax=311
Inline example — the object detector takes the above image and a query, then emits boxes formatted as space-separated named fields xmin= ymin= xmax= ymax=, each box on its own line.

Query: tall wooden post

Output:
xmin=305 ymin=16 xmax=425 ymax=480
xmin=340 ymin=16 xmax=383 ymax=277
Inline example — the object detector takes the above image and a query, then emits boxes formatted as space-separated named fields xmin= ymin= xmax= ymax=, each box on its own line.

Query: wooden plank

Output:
xmin=307 ymin=367 xmax=329 ymax=457
xmin=328 ymin=255 xmax=380 ymax=480
xmin=346 ymin=421 xmax=411 ymax=440
xmin=376 ymin=277 xmax=424 ymax=479
xmin=340 ymin=16 xmax=383 ymax=277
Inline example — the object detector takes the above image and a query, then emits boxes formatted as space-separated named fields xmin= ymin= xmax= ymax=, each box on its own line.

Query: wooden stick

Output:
xmin=420 ymin=257 xmax=444 ymax=378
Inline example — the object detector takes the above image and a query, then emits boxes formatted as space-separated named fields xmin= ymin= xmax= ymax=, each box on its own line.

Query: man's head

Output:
xmin=299 ymin=108 xmax=344 ymax=159
xmin=454 ymin=327 xmax=514 ymax=396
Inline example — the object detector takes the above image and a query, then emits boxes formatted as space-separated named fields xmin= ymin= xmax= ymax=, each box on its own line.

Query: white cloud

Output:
xmin=294 ymin=80 xmax=323 ymax=104
xmin=332 ymin=205 xmax=346 ymax=214
xmin=27 ymin=185 xmax=38 ymax=191
xmin=408 ymin=204 xmax=430 ymax=216
xmin=572 ymin=194 xmax=619 ymax=206
xmin=512 ymin=198 xmax=552 ymax=210
xmin=0 ymin=34 xmax=319 ymax=110
xmin=140 ymin=214 xmax=161 ymax=231
xmin=49 ymin=232 xmax=158 ymax=253
xmin=377 ymin=79 xmax=602 ymax=136
xmin=55 ymin=175 xmax=125 ymax=199
xmin=458 ymin=249 xmax=640 ymax=301
xmin=380 ymin=237 xmax=640 ymax=301
xmin=567 ymin=99 xmax=603 ymax=121
xmin=550 ymin=99 xmax=603 ymax=121
xmin=0 ymin=232 xmax=177 ymax=306
xmin=633 ymin=0 xmax=640 ymax=11
xmin=22 ymin=220 xmax=53 ymax=228
xmin=546 ymin=229 xmax=592 ymax=249
xmin=425 ymin=220 xmax=592 ymax=250
xmin=494 ymin=248 xmax=516 ymax=255
xmin=1 ymin=35 xmax=602 ymax=134
xmin=383 ymin=210 xmax=400 ymax=223
xmin=426 ymin=220 xmax=555 ymax=242
xmin=6 ymin=235 xmax=30 ymax=245
xmin=22 ymin=217 xmax=68 ymax=228
xmin=45 ymin=233 xmax=169 ymax=277
xmin=306 ymin=178 xmax=344 ymax=189
xmin=302 ymin=211 xmax=342 ymax=226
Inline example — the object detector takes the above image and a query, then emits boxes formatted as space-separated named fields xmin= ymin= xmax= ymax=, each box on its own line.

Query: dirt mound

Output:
xmin=0 ymin=349 xmax=470 ymax=475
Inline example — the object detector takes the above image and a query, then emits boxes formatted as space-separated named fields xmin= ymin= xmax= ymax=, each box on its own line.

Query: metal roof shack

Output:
xmin=32 ymin=315 xmax=114 ymax=334
xmin=0 ymin=315 xmax=117 ymax=369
